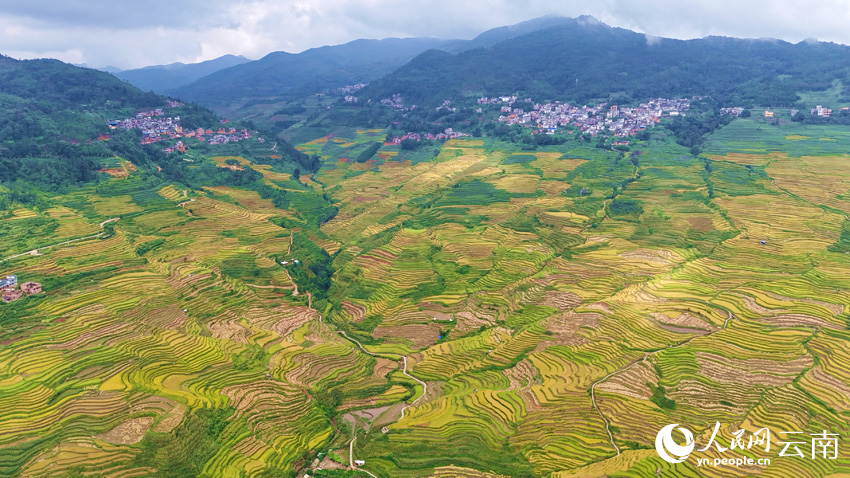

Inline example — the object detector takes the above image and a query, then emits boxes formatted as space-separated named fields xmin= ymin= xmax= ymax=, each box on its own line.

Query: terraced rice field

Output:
xmin=314 ymin=135 xmax=850 ymax=477
xmin=0 ymin=174 xmax=392 ymax=477
xmin=4 ymin=126 xmax=850 ymax=477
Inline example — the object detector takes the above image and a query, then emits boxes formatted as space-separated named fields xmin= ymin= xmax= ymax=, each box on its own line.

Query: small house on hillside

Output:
xmin=21 ymin=282 xmax=42 ymax=295
xmin=0 ymin=276 xmax=17 ymax=289
xmin=2 ymin=289 xmax=23 ymax=303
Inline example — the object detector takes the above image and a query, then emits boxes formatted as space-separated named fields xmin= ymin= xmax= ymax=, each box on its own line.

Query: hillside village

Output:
xmin=496 ymin=97 xmax=693 ymax=137
xmin=385 ymin=128 xmax=470 ymax=145
xmin=108 ymin=106 xmax=260 ymax=152
xmin=375 ymin=93 xmax=693 ymax=139
xmin=1 ymin=275 xmax=42 ymax=303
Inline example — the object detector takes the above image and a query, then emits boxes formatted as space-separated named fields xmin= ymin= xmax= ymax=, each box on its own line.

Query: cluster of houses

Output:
xmin=207 ymin=130 xmax=254 ymax=145
xmin=1 ymin=275 xmax=42 ymax=303
xmin=380 ymin=94 xmax=406 ymax=109
xmin=331 ymin=83 xmax=366 ymax=94
xmin=333 ymin=83 xmax=368 ymax=103
xmin=477 ymin=95 xmax=532 ymax=105
xmin=108 ymin=109 xmax=256 ymax=152
xmin=385 ymin=132 xmax=422 ymax=145
xmin=435 ymin=99 xmax=457 ymax=112
xmin=497 ymin=97 xmax=692 ymax=137
xmin=384 ymin=128 xmax=470 ymax=145
xmin=423 ymin=128 xmax=469 ymax=141
xmin=811 ymin=105 xmax=833 ymax=117
xmin=164 ymin=141 xmax=187 ymax=154
xmin=723 ymin=105 xmax=850 ymax=119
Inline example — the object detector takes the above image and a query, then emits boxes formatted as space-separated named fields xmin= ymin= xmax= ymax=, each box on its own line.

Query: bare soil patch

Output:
xmin=540 ymin=291 xmax=583 ymax=311
xmin=153 ymin=405 xmax=186 ymax=433
xmin=95 ymin=417 xmax=155 ymax=445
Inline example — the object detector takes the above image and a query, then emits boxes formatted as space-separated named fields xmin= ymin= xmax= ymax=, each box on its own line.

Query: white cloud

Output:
xmin=1 ymin=0 xmax=850 ymax=69
xmin=644 ymin=34 xmax=662 ymax=46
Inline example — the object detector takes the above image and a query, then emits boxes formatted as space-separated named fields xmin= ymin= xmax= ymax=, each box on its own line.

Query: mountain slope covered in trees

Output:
xmin=171 ymin=38 xmax=452 ymax=106
xmin=0 ymin=55 xmax=309 ymax=197
xmin=171 ymin=16 xmax=587 ymax=110
xmin=360 ymin=16 xmax=850 ymax=106
xmin=115 ymin=54 xmax=250 ymax=94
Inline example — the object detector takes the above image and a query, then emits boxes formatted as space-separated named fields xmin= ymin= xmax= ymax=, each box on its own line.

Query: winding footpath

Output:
xmin=288 ymin=229 xmax=427 ymax=476
xmin=0 ymin=217 xmax=119 ymax=264
xmin=398 ymin=356 xmax=427 ymax=420
xmin=335 ymin=330 xmax=428 ymax=475
xmin=590 ymin=311 xmax=735 ymax=455
xmin=178 ymin=198 xmax=195 ymax=208
xmin=282 ymin=233 xmax=299 ymax=296
xmin=349 ymin=437 xmax=378 ymax=478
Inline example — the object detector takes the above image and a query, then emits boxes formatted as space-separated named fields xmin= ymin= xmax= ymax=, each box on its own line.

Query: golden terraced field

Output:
xmin=2 ymin=130 xmax=850 ymax=477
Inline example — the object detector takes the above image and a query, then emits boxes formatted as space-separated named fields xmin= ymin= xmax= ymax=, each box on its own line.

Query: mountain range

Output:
xmin=169 ymin=37 xmax=450 ymax=106
xmin=360 ymin=15 xmax=850 ymax=106
xmin=0 ymin=54 xmax=307 ymax=191
xmin=114 ymin=54 xmax=250 ymax=94
xmin=116 ymin=15 xmax=849 ymax=114
xmin=166 ymin=16 xmax=582 ymax=108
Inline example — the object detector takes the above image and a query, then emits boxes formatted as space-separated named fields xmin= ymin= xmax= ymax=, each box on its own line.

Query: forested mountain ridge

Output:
xmin=115 ymin=54 xmax=250 ymax=94
xmin=439 ymin=14 xmax=575 ymax=53
xmin=0 ymin=55 xmax=309 ymax=199
xmin=170 ymin=16 xmax=586 ymax=110
xmin=360 ymin=16 xmax=850 ymax=106
xmin=0 ymin=55 xmax=162 ymax=108
xmin=171 ymin=37 xmax=452 ymax=106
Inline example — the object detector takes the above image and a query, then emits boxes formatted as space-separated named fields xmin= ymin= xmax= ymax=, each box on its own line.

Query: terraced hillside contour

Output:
xmin=3 ymin=115 xmax=850 ymax=478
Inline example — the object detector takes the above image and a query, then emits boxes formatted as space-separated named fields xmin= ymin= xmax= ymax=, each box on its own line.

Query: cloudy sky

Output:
xmin=2 ymin=0 xmax=849 ymax=70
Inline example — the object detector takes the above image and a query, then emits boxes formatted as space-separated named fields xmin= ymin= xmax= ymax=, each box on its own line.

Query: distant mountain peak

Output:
xmin=74 ymin=63 xmax=123 ymax=74
xmin=361 ymin=20 xmax=847 ymax=108
xmin=576 ymin=15 xmax=605 ymax=26
xmin=115 ymin=54 xmax=252 ymax=93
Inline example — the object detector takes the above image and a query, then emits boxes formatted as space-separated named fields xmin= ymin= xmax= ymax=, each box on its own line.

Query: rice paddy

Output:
xmin=3 ymin=123 xmax=850 ymax=477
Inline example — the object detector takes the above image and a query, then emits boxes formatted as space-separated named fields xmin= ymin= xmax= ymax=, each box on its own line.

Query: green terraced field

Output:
xmin=4 ymin=121 xmax=850 ymax=478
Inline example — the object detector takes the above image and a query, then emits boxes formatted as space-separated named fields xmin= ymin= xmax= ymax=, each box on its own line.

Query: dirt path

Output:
xmin=1 ymin=217 xmax=120 ymax=264
xmin=349 ymin=437 xmax=378 ymax=478
xmin=282 ymin=234 xmax=298 ymax=295
xmin=338 ymin=331 xmax=426 ymax=476
xmin=284 ymin=269 xmax=298 ymax=296
xmin=298 ymin=231 xmax=425 ymax=477
xmin=399 ymin=356 xmax=427 ymax=420
xmin=178 ymin=198 xmax=195 ymax=208
xmin=246 ymin=283 xmax=293 ymax=290
xmin=590 ymin=311 xmax=734 ymax=455
xmin=337 ymin=330 xmax=427 ymax=420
